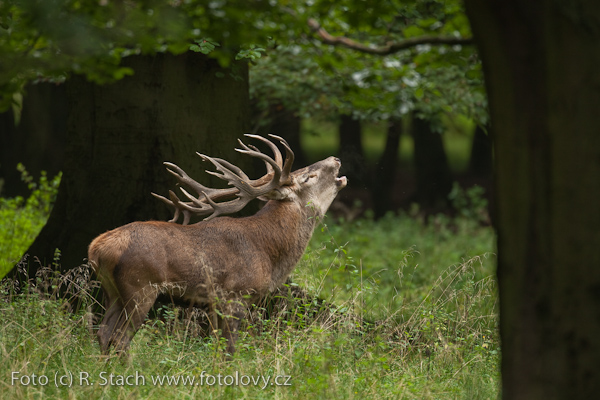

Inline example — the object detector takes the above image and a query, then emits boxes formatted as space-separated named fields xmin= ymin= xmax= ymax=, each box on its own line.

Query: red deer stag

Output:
xmin=89 ymin=134 xmax=347 ymax=355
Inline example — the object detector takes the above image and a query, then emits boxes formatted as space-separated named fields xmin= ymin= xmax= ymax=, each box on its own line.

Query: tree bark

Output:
xmin=411 ymin=115 xmax=452 ymax=207
xmin=465 ymin=1 xmax=600 ymax=398
xmin=372 ymin=118 xmax=402 ymax=219
xmin=338 ymin=113 xmax=367 ymax=187
xmin=467 ymin=123 xmax=492 ymax=179
xmin=0 ymin=82 xmax=67 ymax=197
xmin=9 ymin=52 xmax=250 ymax=278
xmin=0 ymin=107 xmax=15 ymax=196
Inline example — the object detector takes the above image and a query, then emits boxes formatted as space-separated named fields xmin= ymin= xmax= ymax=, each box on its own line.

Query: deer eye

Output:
xmin=303 ymin=173 xmax=317 ymax=183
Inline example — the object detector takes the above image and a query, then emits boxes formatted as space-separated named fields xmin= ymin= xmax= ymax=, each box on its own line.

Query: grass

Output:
xmin=0 ymin=172 xmax=499 ymax=399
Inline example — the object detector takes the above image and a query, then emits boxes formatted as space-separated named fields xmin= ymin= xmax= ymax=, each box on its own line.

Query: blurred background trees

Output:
xmin=249 ymin=0 xmax=489 ymax=216
xmin=1 ymin=0 xmax=489 ymax=277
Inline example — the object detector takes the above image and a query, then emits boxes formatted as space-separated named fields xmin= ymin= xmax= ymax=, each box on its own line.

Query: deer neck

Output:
xmin=253 ymin=199 xmax=318 ymax=249
xmin=251 ymin=200 xmax=318 ymax=288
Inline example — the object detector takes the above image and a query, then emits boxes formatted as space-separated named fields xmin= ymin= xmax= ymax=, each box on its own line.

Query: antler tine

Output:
xmin=151 ymin=192 xmax=181 ymax=223
xmin=235 ymin=138 xmax=282 ymax=187
xmin=151 ymin=191 xmax=193 ymax=225
xmin=200 ymin=191 xmax=254 ymax=221
xmin=163 ymin=162 xmax=208 ymax=196
xmin=152 ymin=189 xmax=217 ymax=225
xmin=157 ymin=160 xmax=240 ymax=224
xmin=203 ymin=156 xmax=252 ymax=182
xmin=243 ymin=134 xmax=283 ymax=167
xmin=268 ymin=134 xmax=294 ymax=184
xmin=168 ymin=190 xmax=192 ymax=225
xmin=247 ymin=144 xmax=274 ymax=175
xmin=200 ymin=134 xmax=295 ymax=215
xmin=199 ymin=153 xmax=263 ymax=196
xmin=179 ymin=187 xmax=214 ymax=210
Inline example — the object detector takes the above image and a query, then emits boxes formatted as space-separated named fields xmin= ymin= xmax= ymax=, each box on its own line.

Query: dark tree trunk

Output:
xmin=465 ymin=1 xmax=600 ymax=398
xmin=0 ymin=82 xmax=67 ymax=197
xmin=371 ymin=119 xmax=402 ymax=219
xmin=0 ymin=108 xmax=15 ymax=195
xmin=411 ymin=115 xmax=452 ymax=207
xmin=8 ymin=52 xmax=250 ymax=279
xmin=338 ymin=114 xmax=367 ymax=187
xmin=467 ymin=123 xmax=493 ymax=178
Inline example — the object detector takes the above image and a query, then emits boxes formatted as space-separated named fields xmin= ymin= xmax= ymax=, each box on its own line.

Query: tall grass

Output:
xmin=0 ymin=173 xmax=499 ymax=399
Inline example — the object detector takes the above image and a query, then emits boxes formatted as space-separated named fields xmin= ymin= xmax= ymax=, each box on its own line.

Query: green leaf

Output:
xmin=112 ymin=67 xmax=134 ymax=80
xmin=403 ymin=25 xmax=425 ymax=38
xmin=415 ymin=87 xmax=425 ymax=99
xmin=190 ymin=39 xmax=220 ymax=55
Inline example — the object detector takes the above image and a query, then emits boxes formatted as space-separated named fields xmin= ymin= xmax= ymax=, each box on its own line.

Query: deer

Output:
xmin=88 ymin=134 xmax=347 ymax=355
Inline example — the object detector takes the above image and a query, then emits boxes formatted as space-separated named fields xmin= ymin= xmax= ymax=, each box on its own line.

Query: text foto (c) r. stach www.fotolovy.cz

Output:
xmin=10 ymin=370 xmax=293 ymax=389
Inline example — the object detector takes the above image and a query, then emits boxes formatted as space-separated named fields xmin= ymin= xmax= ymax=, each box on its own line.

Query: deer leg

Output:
xmin=217 ymin=300 xmax=245 ymax=355
xmin=110 ymin=286 xmax=159 ymax=355
xmin=97 ymin=299 xmax=123 ymax=355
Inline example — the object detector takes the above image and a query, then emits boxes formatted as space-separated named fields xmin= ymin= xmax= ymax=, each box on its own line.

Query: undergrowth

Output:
xmin=0 ymin=164 xmax=61 ymax=278
xmin=0 ymin=175 xmax=499 ymax=399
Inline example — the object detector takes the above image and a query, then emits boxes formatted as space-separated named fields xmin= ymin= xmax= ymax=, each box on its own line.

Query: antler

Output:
xmin=152 ymin=134 xmax=295 ymax=224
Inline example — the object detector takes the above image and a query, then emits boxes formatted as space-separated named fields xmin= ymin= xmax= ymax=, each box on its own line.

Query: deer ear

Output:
xmin=259 ymin=186 xmax=293 ymax=201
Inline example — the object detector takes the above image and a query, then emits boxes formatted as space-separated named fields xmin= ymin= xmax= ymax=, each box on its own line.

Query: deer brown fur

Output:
xmin=89 ymin=135 xmax=347 ymax=355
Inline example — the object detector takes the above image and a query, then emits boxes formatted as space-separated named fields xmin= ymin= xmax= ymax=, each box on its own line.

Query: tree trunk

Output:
xmin=338 ymin=113 xmax=367 ymax=187
xmin=467 ymin=123 xmax=492 ymax=179
xmin=0 ymin=82 xmax=67 ymax=197
xmin=372 ymin=118 xmax=402 ymax=219
xmin=411 ymin=115 xmax=452 ymax=207
xmin=465 ymin=1 xmax=600 ymax=398
xmin=0 ymin=107 xmax=15 ymax=196
xmin=9 ymin=52 xmax=250 ymax=279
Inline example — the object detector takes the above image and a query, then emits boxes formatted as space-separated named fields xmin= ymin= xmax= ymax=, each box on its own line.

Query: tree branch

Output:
xmin=308 ymin=19 xmax=473 ymax=55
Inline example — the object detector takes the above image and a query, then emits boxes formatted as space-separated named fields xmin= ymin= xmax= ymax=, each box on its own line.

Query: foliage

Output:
xmin=1 ymin=0 xmax=486 ymax=126
xmin=250 ymin=45 xmax=346 ymax=123
xmin=0 ymin=0 xmax=280 ymax=109
xmin=250 ymin=0 xmax=487 ymax=128
xmin=448 ymin=182 xmax=489 ymax=223
xmin=0 ymin=165 xmax=61 ymax=279
xmin=1 ymin=203 xmax=498 ymax=398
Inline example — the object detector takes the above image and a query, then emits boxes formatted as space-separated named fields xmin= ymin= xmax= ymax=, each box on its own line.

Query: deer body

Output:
xmin=92 ymin=201 xmax=315 ymax=304
xmin=89 ymin=139 xmax=346 ymax=355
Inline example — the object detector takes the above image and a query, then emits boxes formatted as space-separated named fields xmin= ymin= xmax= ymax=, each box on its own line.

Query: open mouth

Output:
xmin=332 ymin=158 xmax=347 ymax=189
xmin=335 ymin=176 xmax=348 ymax=189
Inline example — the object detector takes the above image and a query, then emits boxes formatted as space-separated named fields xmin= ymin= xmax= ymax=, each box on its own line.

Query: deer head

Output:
xmin=152 ymin=134 xmax=346 ymax=223
xmin=89 ymin=134 xmax=346 ymax=356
